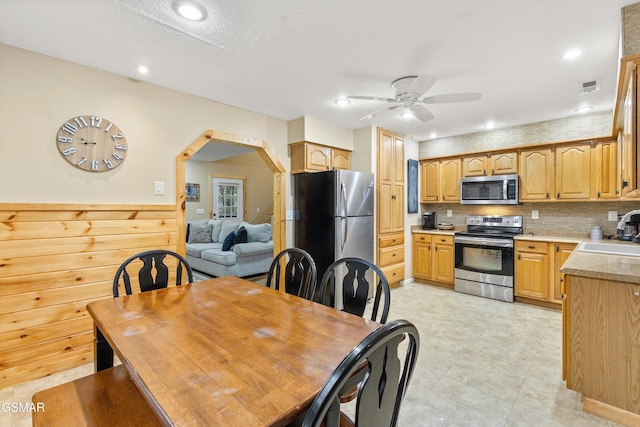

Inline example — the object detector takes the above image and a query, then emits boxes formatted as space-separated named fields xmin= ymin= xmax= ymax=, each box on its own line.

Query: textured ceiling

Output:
xmin=0 ymin=0 xmax=636 ymax=145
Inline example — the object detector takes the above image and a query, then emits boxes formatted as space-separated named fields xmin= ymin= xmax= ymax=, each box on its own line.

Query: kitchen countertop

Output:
xmin=560 ymin=240 xmax=640 ymax=284
xmin=411 ymin=226 xmax=457 ymax=236
xmin=513 ymin=234 xmax=584 ymax=244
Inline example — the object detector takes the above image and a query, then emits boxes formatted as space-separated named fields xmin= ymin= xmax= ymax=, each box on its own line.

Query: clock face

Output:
xmin=56 ymin=115 xmax=128 ymax=172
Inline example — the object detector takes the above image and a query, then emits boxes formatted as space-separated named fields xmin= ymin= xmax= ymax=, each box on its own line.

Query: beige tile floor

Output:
xmin=1 ymin=281 xmax=621 ymax=426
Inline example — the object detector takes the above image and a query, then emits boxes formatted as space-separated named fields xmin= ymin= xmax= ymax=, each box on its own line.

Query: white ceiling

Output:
xmin=0 ymin=0 xmax=636 ymax=145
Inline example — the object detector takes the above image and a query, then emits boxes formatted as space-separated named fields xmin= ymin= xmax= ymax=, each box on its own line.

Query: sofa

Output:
xmin=186 ymin=219 xmax=274 ymax=278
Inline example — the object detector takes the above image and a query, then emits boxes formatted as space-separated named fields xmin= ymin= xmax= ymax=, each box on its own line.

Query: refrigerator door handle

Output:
xmin=341 ymin=216 xmax=348 ymax=253
xmin=340 ymin=181 xmax=347 ymax=217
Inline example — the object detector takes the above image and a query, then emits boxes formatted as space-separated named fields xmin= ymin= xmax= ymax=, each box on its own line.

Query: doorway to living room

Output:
xmin=176 ymin=130 xmax=285 ymax=257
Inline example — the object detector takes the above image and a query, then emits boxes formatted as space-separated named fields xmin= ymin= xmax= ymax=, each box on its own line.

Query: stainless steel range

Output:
xmin=454 ymin=215 xmax=523 ymax=302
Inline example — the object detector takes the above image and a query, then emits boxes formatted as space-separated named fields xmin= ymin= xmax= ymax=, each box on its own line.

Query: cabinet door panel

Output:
xmin=556 ymin=144 xmax=591 ymax=199
xmin=413 ymin=239 xmax=432 ymax=279
xmin=306 ymin=144 xmax=332 ymax=171
xmin=490 ymin=152 xmax=518 ymax=175
xmin=516 ymin=252 xmax=549 ymax=300
xmin=420 ymin=161 xmax=439 ymax=202
xmin=520 ymin=149 xmax=553 ymax=200
xmin=433 ymin=243 xmax=454 ymax=283
xmin=440 ymin=159 xmax=461 ymax=201
xmin=592 ymin=140 xmax=618 ymax=199
xmin=463 ymin=156 xmax=487 ymax=177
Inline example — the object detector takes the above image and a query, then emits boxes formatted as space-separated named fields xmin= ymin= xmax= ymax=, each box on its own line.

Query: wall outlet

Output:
xmin=256 ymin=207 xmax=260 ymax=213
xmin=531 ymin=210 xmax=539 ymax=220
xmin=608 ymin=211 xmax=618 ymax=221
xmin=154 ymin=181 xmax=164 ymax=195
xmin=446 ymin=209 xmax=453 ymax=218
xmin=196 ymin=208 xmax=204 ymax=215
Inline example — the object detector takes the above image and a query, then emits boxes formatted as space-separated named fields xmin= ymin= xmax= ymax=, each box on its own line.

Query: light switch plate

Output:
xmin=196 ymin=208 xmax=205 ymax=215
xmin=154 ymin=181 xmax=164 ymax=195
xmin=608 ymin=211 xmax=618 ymax=221
xmin=447 ymin=210 xmax=453 ymax=217
xmin=531 ymin=210 xmax=539 ymax=220
xmin=285 ymin=210 xmax=294 ymax=220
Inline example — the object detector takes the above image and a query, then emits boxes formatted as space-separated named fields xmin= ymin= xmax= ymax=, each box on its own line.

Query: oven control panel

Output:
xmin=466 ymin=215 xmax=523 ymax=227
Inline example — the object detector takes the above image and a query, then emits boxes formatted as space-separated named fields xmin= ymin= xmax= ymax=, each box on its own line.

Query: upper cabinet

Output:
xmin=555 ymin=143 xmax=591 ymax=199
xmin=592 ymin=139 xmax=618 ymax=199
xmin=519 ymin=148 xmax=554 ymax=201
xmin=290 ymin=142 xmax=351 ymax=174
xmin=462 ymin=152 xmax=517 ymax=177
xmin=420 ymin=160 xmax=440 ymax=202
xmin=440 ymin=159 xmax=461 ymax=202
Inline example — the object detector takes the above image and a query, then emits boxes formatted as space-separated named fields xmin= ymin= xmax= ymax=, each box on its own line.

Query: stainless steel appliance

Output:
xmin=617 ymin=212 xmax=640 ymax=242
xmin=454 ymin=215 xmax=523 ymax=302
xmin=294 ymin=170 xmax=374 ymax=305
xmin=422 ymin=211 xmax=436 ymax=230
xmin=460 ymin=174 xmax=519 ymax=205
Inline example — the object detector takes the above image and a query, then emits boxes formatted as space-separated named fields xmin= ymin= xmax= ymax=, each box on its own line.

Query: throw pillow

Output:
xmin=219 ymin=221 xmax=240 ymax=243
xmin=208 ymin=219 xmax=225 ymax=242
xmin=187 ymin=223 xmax=213 ymax=243
xmin=242 ymin=222 xmax=272 ymax=243
xmin=222 ymin=231 xmax=236 ymax=251
xmin=234 ymin=226 xmax=248 ymax=245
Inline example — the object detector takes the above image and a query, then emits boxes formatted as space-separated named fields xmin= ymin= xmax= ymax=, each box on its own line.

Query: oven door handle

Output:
xmin=454 ymin=236 xmax=514 ymax=247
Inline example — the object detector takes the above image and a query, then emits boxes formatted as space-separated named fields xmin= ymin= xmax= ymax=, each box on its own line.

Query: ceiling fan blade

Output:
xmin=348 ymin=95 xmax=397 ymax=102
xmin=409 ymin=105 xmax=435 ymax=122
xmin=421 ymin=92 xmax=483 ymax=104
xmin=360 ymin=105 xmax=400 ymax=120
xmin=407 ymin=74 xmax=437 ymax=97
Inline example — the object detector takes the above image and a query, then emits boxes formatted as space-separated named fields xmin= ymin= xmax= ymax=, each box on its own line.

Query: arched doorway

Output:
xmin=176 ymin=130 xmax=285 ymax=257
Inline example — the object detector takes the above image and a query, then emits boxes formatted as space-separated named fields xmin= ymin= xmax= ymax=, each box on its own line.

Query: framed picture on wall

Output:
xmin=186 ymin=183 xmax=200 ymax=202
xmin=407 ymin=159 xmax=418 ymax=213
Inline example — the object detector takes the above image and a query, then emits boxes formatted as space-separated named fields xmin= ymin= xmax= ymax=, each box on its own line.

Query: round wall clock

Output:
xmin=56 ymin=115 xmax=128 ymax=172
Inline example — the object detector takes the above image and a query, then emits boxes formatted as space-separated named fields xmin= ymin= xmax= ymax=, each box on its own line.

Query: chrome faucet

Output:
xmin=617 ymin=209 xmax=640 ymax=237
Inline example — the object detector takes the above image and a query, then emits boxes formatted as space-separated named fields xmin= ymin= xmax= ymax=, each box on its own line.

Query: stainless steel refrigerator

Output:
xmin=294 ymin=170 xmax=374 ymax=307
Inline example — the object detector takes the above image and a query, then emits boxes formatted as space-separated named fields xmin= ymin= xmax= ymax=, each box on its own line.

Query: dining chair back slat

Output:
xmin=113 ymin=250 xmax=193 ymax=297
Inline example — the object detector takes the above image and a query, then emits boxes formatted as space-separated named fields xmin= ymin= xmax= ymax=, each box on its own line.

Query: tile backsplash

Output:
xmin=418 ymin=201 xmax=640 ymax=238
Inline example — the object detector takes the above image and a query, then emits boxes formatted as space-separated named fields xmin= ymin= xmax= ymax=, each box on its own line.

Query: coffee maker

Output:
xmin=617 ymin=213 xmax=640 ymax=241
xmin=422 ymin=211 xmax=437 ymax=230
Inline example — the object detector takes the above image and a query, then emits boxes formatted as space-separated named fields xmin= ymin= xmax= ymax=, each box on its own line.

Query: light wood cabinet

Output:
xmin=519 ymin=148 xmax=554 ymax=201
xmin=565 ymin=274 xmax=640 ymax=419
xmin=440 ymin=159 xmax=461 ymax=202
xmin=462 ymin=155 xmax=487 ymax=177
xmin=553 ymin=243 xmax=576 ymax=303
xmin=377 ymin=128 xmax=405 ymax=286
xmin=555 ymin=143 xmax=591 ymax=199
xmin=462 ymin=152 xmax=517 ymax=177
xmin=592 ymin=138 xmax=618 ymax=199
xmin=412 ymin=234 xmax=432 ymax=280
xmin=515 ymin=240 xmax=549 ymax=300
xmin=290 ymin=142 xmax=351 ymax=174
xmin=619 ymin=65 xmax=638 ymax=198
xmin=490 ymin=152 xmax=518 ymax=175
xmin=420 ymin=160 xmax=439 ymax=202
xmin=412 ymin=233 xmax=454 ymax=286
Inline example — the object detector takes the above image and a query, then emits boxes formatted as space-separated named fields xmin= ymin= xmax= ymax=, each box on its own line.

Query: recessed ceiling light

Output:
xmin=563 ymin=49 xmax=582 ymax=60
xmin=401 ymin=111 xmax=413 ymax=119
xmin=138 ymin=65 xmax=149 ymax=74
xmin=173 ymin=1 xmax=206 ymax=21
xmin=334 ymin=98 xmax=350 ymax=106
xmin=429 ymin=132 xmax=438 ymax=139
xmin=575 ymin=106 xmax=593 ymax=114
xmin=483 ymin=122 xmax=498 ymax=129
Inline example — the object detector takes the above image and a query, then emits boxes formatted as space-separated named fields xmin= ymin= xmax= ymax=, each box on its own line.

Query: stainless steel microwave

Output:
xmin=460 ymin=174 xmax=519 ymax=205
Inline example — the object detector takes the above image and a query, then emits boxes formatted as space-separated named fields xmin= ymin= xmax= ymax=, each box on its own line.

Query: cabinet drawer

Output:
xmin=381 ymin=263 xmax=404 ymax=284
xmin=378 ymin=246 xmax=405 ymax=267
xmin=413 ymin=234 xmax=432 ymax=243
xmin=516 ymin=240 xmax=548 ymax=254
xmin=432 ymin=235 xmax=454 ymax=245
xmin=379 ymin=233 xmax=404 ymax=248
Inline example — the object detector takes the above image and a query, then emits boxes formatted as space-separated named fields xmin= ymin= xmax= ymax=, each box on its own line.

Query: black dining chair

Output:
xmin=113 ymin=250 xmax=194 ymax=297
xmin=301 ymin=319 xmax=420 ymax=427
xmin=318 ymin=257 xmax=391 ymax=324
xmin=266 ymin=248 xmax=317 ymax=300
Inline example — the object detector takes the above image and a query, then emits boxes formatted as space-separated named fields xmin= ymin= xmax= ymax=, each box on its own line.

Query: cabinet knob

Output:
xmin=557 ymin=192 xmax=560 ymax=198
xmin=518 ymin=254 xmax=521 ymax=260
xmin=546 ymin=192 xmax=549 ymax=198
xmin=528 ymin=245 xmax=535 ymax=249
xmin=483 ymin=169 xmax=486 ymax=175
xmin=597 ymin=191 xmax=601 ymax=198
xmin=441 ymin=238 xmax=446 ymax=242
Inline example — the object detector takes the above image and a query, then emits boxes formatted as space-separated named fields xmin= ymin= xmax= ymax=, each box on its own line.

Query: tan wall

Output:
xmin=185 ymin=152 xmax=273 ymax=223
xmin=0 ymin=43 xmax=289 ymax=204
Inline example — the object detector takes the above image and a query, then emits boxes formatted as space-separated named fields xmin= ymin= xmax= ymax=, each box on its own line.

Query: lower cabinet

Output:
xmin=515 ymin=239 xmax=577 ymax=307
xmin=378 ymin=232 xmax=405 ymax=286
xmin=412 ymin=233 xmax=454 ymax=286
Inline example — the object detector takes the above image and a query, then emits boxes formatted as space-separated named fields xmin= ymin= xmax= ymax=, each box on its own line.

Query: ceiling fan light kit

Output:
xmin=347 ymin=73 xmax=482 ymax=122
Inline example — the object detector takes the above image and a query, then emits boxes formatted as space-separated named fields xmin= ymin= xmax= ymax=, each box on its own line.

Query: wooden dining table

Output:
xmin=86 ymin=276 xmax=381 ymax=427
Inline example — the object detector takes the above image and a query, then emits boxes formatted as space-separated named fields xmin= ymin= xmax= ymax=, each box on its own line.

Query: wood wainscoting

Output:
xmin=0 ymin=203 xmax=177 ymax=388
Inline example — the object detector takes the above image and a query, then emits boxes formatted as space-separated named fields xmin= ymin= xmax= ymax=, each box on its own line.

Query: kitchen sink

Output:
xmin=576 ymin=241 xmax=640 ymax=257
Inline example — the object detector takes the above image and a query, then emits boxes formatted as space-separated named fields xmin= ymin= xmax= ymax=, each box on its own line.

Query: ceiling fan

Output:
xmin=347 ymin=74 xmax=482 ymax=122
